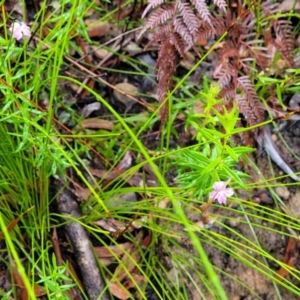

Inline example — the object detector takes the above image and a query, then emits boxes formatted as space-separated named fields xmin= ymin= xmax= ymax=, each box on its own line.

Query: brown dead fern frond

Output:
xmin=191 ymin=0 xmax=212 ymax=24
xmin=238 ymin=37 xmax=271 ymax=71
xmin=217 ymin=84 xmax=237 ymax=101
xmin=170 ymin=31 xmax=186 ymax=57
xmin=234 ymin=119 xmax=254 ymax=146
xmin=138 ymin=4 xmax=175 ymax=39
xmin=235 ymin=94 xmax=258 ymax=128
xmin=261 ymin=1 xmax=295 ymax=67
xmin=139 ymin=0 xmax=228 ymax=128
xmin=174 ymin=17 xmax=195 ymax=46
xmin=261 ymin=0 xmax=280 ymax=17
xmin=197 ymin=16 xmax=227 ymax=40
xmin=144 ymin=23 xmax=172 ymax=49
xmin=178 ymin=0 xmax=199 ymax=37
xmin=213 ymin=0 xmax=227 ymax=13
xmin=156 ymin=35 xmax=179 ymax=124
xmin=214 ymin=41 xmax=239 ymax=85
xmin=213 ymin=66 xmax=233 ymax=89
xmin=141 ymin=0 xmax=166 ymax=19
xmin=273 ymin=20 xmax=295 ymax=67
xmin=139 ymin=0 xmax=298 ymax=137
xmin=237 ymin=76 xmax=265 ymax=124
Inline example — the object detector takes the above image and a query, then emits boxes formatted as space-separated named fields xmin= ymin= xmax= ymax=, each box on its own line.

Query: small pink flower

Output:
xmin=209 ymin=179 xmax=234 ymax=205
xmin=9 ymin=22 xmax=31 ymax=41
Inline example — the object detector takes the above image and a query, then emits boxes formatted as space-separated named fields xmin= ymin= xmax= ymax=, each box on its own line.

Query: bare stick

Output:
xmin=54 ymin=178 xmax=110 ymax=300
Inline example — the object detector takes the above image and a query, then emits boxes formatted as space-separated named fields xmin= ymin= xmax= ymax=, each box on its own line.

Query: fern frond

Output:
xmin=213 ymin=0 xmax=227 ymax=13
xmin=147 ymin=5 xmax=175 ymax=28
xmin=174 ymin=17 xmax=194 ymax=46
xmin=138 ymin=0 xmax=298 ymax=136
xmin=138 ymin=5 xmax=175 ymax=40
xmin=142 ymin=0 xmax=165 ymax=18
xmin=217 ymin=84 xmax=236 ymax=100
xmin=198 ymin=17 xmax=226 ymax=40
xmin=214 ymin=41 xmax=240 ymax=97
xmin=219 ymin=41 xmax=239 ymax=60
xmin=239 ymin=39 xmax=271 ymax=69
xmin=144 ymin=23 xmax=172 ymax=48
xmin=191 ymin=0 xmax=212 ymax=24
xmin=227 ymin=10 xmax=255 ymax=42
xmin=234 ymin=120 xmax=254 ymax=146
xmin=237 ymin=76 xmax=265 ymax=123
xmin=261 ymin=0 xmax=280 ymax=17
xmin=156 ymin=36 xmax=179 ymax=125
xmin=235 ymin=94 xmax=258 ymax=127
xmin=273 ymin=20 xmax=295 ymax=67
xmin=213 ymin=65 xmax=232 ymax=89
xmin=170 ymin=31 xmax=185 ymax=57
xmin=177 ymin=0 xmax=199 ymax=36
xmin=157 ymin=39 xmax=178 ymax=100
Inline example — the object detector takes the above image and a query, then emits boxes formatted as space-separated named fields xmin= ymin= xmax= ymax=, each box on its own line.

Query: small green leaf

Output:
xmin=201 ymin=157 xmax=221 ymax=176
xmin=225 ymin=145 xmax=238 ymax=161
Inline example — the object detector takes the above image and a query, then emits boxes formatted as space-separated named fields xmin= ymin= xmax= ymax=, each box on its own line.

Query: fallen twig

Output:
xmin=263 ymin=125 xmax=300 ymax=181
xmin=54 ymin=178 xmax=110 ymax=300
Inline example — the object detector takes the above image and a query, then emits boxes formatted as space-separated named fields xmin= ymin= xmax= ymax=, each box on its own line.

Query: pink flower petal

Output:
xmin=224 ymin=188 xmax=234 ymax=197
xmin=217 ymin=194 xmax=227 ymax=204
xmin=9 ymin=22 xmax=31 ymax=41
xmin=212 ymin=181 xmax=226 ymax=190
xmin=209 ymin=190 xmax=217 ymax=199
xmin=209 ymin=180 xmax=233 ymax=205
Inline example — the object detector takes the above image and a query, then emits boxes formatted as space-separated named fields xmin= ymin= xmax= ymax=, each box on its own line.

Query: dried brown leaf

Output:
xmin=94 ymin=218 xmax=126 ymax=233
xmin=112 ymin=231 xmax=143 ymax=283
xmin=95 ymin=242 xmax=132 ymax=258
xmin=113 ymin=82 xmax=139 ymax=106
xmin=276 ymin=237 xmax=300 ymax=280
xmin=80 ymin=118 xmax=114 ymax=130
xmin=109 ymin=281 xmax=131 ymax=300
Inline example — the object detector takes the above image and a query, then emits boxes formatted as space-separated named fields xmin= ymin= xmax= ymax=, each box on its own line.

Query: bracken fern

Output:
xmin=139 ymin=0 xmax=297 ymax=143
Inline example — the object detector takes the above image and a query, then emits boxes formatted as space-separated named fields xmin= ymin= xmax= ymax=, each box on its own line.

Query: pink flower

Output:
xmin=209 ymin=180 xmax=234 ymax=205
xmin=9 ymin=22 xmax=31 ymax=41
